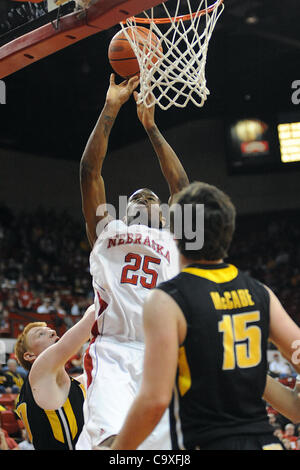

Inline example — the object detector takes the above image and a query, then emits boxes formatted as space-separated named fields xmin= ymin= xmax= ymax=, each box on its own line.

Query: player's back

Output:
xmin=158 ymin=262 xmax=274 ymax=449
xmin=90 ymin=220 xmax=179 ymax=344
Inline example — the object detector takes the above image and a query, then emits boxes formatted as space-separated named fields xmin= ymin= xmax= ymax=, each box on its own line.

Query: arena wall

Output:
xmin=1 ymin=118 xmax=300 ymax=218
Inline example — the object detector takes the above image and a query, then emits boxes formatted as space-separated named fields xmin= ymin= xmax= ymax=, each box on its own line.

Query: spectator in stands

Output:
xmin=269 ymin=353 xmax=290 ymax=377
xmin=8 ymin=353 xmax=28 ymax=379
xmin=283 ymin=423 xmax=298 ymax=449
xmin=18 ymin=428 xmax=34 ymax=451
xmin=71 ymin=301 xmax=81 ymax=316
xmin=63 ymin=311 xmax=75 ymax=330
xmin=37 ymin=297 xmax=53 ymax=314
xmin=6 ymin=295 xmax=18 ymax=314
xmin=273 ymin=425 xmax=284 ymax=443
xmin=268 ymin=412 xmax=278 ymax=427
xmin=282 ymin=438 xmax=292 ymax=450
xmin=0 ymin=305 xmax=10 ymax=332
xmin=17 ymin=282 xmax=34 ymax=311
xmin=0 ymin=427 xmax=19 ymax=450
xmin=65 ymin=346 xmax=84 ymax=376
xmin=0 ymin=363 xmax=13 ymax=393
xmin=52 ymin=292 xmax=66 ymax=316
xmin=6 ymin=359 xmax=24 ymax=392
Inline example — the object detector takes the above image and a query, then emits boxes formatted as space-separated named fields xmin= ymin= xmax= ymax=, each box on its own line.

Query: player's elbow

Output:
xmin=290 ymin=413 xmax=300 ymax=424
xmin=147 ymin=401 xmax=168 ymax=423
xmin=145 ymin=392 xmax=171 ymax=415
xmin=80 ymin=159 xmax=95 ymax=179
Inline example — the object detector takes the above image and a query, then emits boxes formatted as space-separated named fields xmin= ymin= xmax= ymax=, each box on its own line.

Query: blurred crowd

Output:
xmin=1 ymin=205 xmax=300 ymax=336
xmin=0 ymin=204 xmax=93 ymax=335
xmin=229 ymin=209 xmax=300 ymax=326
xmin=0 ymin=204 xmax=300 ymax=449
xmin=0 ymin=0 xmax=48 ymax=37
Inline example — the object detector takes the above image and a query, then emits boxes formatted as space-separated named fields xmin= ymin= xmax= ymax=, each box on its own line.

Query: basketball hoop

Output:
xmin=119 ymin=0 xmax=224 ymax=110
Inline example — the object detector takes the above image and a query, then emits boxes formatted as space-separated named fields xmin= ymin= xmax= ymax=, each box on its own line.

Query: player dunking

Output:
xmin=76 ymin=74 xmax=189 ymax=450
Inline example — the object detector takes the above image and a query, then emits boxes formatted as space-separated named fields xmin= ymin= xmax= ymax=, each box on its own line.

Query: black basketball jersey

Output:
xmin=158 ymin=262 xmax=274 ymax=450
xmin=15 ymin=376 xmax=86 ymax=450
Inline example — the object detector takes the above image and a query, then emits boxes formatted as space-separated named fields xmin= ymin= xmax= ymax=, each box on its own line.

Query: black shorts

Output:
xmin=199 ymin=433 xmax=284 ymax=450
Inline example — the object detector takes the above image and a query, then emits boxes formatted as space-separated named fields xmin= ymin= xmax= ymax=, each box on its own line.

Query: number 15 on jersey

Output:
xmin=218 ymin=311 xmax=262 ymax=370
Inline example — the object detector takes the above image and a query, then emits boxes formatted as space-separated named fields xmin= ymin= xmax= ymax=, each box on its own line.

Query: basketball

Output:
xmin=108 ymin=26 xmax=163 ymax=79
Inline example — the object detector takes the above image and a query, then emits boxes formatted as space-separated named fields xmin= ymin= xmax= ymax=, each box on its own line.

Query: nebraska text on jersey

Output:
xmin=107 ymin=232 xmax=171 ymax=264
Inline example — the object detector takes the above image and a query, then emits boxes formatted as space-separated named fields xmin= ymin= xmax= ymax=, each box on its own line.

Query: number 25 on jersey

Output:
xmin=121 ymin=253 xmax=161 ymax=289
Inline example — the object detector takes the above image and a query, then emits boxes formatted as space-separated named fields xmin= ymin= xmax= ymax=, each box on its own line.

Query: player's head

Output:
xmin=126 ymin=188 xmax=163 ymax=229
xmin=15 ymin=322 xmax=60 ymax=371
xmin=170 ymin=181 xmax=236 ymax=261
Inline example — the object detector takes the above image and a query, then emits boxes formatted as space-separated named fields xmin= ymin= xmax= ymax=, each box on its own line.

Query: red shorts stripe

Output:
xmin=85 ymin=292 xmax=108 ymax=388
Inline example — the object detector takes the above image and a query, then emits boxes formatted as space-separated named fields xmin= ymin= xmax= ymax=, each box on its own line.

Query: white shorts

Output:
xmin=76 ymin=337 xmax=171 ymax=450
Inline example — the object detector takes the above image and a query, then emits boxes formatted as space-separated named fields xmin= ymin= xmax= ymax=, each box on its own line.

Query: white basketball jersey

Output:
xmin=90 ymin=220 xmax=179 ymax=344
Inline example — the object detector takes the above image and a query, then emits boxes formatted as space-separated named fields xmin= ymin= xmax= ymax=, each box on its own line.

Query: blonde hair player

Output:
xmin=14 ymin=304 xmax=95 ymax=450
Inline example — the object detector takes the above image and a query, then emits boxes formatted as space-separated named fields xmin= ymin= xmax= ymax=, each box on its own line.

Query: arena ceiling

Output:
xmin=0 ymin=0 xmax=300 ymax=160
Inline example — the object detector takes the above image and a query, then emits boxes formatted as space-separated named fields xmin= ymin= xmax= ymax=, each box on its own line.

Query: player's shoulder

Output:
xmin=238 ymin=267 xmax=268 ymax=292
xmin=94 ymin=218 xmax=127 ymax=242
xmin=157 ymin=270 xmax=184 ymax=293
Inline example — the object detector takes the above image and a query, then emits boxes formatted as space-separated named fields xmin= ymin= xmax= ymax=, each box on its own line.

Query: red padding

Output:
xmin=0 ymin=0 xmax=164 ymax=78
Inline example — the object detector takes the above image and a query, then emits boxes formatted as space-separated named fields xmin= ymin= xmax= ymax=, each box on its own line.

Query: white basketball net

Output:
xmin=120 ymin=0 xmax=224 ymax=110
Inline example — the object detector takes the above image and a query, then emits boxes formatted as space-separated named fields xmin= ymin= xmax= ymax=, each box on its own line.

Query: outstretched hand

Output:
xmin=106 ymin=74 xmax=140 ymax=110
xmin=134 ymin=91 xmax=156 ymax=130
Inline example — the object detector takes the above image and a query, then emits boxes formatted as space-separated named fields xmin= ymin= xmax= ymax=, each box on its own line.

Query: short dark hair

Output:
xmin=170 ymin=182 xmax=236 ymax=261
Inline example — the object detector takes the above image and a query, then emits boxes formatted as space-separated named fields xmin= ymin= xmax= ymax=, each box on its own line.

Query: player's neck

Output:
xmin=180 ymin=255 xmax=224 ymax=269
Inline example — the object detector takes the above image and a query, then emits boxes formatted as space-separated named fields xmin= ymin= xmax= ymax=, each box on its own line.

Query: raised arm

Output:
xmin=80 ymin=74 xmax=139 ymax=247
xmin=134 ymin=92 xmax=189 ymax=204
xmin=30 ymin=304 xmax=96 ymax=378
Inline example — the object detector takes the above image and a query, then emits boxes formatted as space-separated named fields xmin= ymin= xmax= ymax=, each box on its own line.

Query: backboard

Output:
xmin=0 ymin=0 xmax=165 ymax=79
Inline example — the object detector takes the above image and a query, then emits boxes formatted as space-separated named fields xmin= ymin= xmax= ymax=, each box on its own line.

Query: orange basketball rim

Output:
xmin=125 ymin=0 xmax=224 ymax=24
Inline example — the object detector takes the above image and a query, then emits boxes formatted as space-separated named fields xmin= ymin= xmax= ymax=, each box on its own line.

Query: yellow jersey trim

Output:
xmin=16 ymin=402 xmax=33 ymax=443
xmin=63 ymin=398 xmax=78 ymax=440
xmin=178 ymin=346 xmax=192 ymax=397
xmin=182 ymin=264 xmax=238 ymax=284
xmin=44 ymin=409 xmax=64 ymax=443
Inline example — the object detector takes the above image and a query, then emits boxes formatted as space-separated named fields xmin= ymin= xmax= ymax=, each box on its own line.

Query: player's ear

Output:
xmin=23 ymin=351 xmax=36 ymax=364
